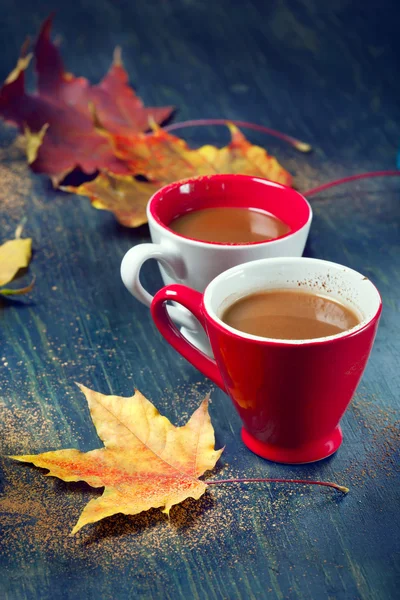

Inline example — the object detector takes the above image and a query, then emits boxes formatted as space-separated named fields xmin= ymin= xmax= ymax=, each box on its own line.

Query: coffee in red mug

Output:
xmin=151 ymin=257 xmax=382 ymax=463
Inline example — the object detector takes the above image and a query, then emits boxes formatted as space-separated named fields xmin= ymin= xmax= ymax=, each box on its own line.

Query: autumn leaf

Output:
xmin=112 ymin=123 xmax=292 ymax=185
xmin=68 ymin=124 xmax=292 ymax=226
xmin=0 ymin=16 xmax=293 ymax=226
xmin=0 ymin=16 xmax=172 ymax=185
xmin=0 ymin=49 xmax=128 ymax=186
xmin=0 ymin=236 xmax=34 ymax=296
xmin=63 ymin=173 xmax=160 ymax=227
xmin=35 ymin=17 xmax=173 ymax=135
xmin=11 ymin=385 xmax=223 ymax=534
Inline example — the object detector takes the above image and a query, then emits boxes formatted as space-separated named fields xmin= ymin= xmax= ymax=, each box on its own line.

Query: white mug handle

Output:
xmin=120 ymin=243 xmax=199 ymax=332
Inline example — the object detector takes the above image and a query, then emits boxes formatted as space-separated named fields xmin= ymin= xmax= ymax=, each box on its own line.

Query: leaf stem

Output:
xmin=15 ymin=217 xmax=27 ymax=239
xmin=163 ymin=119 xmax=312 ymax=153
xmin=304 ymin=170 xmax=400 ymax=197
xmin=205 ymin=477 xmax=349 ymax=494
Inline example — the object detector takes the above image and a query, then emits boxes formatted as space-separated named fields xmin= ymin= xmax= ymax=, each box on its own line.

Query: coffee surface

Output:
xmin=169 ymin=207 xmax=290 ymax=243
xmin=222 ymin=289 xmax=360 ymax=340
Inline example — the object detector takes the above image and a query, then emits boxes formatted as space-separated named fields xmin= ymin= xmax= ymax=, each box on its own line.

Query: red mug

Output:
xmin=151 ymin=257 xmax=382 ymax=463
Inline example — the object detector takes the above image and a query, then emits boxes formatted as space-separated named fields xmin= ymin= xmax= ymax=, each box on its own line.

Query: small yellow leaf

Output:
xmin=11 ymin=385 xmax=223 ymax=534
xmin=0 ymin=237 xmax=32 ymax=287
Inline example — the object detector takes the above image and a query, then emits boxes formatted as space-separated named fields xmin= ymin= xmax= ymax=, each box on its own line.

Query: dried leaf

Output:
xmin=11 ymin=385 xmax=223 ymax=534
xmin=112 ymin=123 xmax=292 ymax=184
xmin=35 ymin=17 xmax=173 ymax=135
xmin=86 ymin=49 xmax=173 ymax=135
xmin=1 ymin=16 xmax=292 ymax=227
xmin=34 ymin=15 xmax=88 ymax=104
xmin=0 ymin=49 xmax=128 ymax=185
xmin=69 ymin=124 xmax=292 ymax=226
xmin=0 ymin=238 xmax=33 ymax=296
xmin=63 ymin=174 xmax=160 ymax=227
xmin=0 ymin=16 xmax=172 ymax=184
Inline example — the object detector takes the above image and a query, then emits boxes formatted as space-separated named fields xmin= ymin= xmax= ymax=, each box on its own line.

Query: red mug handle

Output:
xmin=151 ymin=284 xmax=226 ymax=391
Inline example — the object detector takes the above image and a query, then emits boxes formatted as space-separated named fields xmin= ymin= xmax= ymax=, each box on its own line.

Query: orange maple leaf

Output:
xmin=110 ymin=123 xmax=292 ymax=184
xmin=67 ymin=124 xmax=292 ymax=227
xmin=11 ymin=385 xmax=223 ymax=534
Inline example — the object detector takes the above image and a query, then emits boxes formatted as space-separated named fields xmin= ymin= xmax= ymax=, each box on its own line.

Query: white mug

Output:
xmin=121 ymin=174 xmax=312 ymax=354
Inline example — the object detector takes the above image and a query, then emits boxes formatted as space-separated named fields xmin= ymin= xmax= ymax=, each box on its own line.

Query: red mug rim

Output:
xmin=201 ymin=257 xmax=383 ymax=347
xmin=147 ymin=174 xmax=312 ymax=247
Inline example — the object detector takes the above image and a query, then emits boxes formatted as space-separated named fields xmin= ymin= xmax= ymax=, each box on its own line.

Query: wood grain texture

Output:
xmin=0 ymin=1 xmax=399 ymax=599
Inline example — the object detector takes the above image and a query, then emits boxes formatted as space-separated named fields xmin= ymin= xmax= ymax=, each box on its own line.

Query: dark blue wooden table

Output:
xmin=1 ymin=1 xmax=399 ymax=598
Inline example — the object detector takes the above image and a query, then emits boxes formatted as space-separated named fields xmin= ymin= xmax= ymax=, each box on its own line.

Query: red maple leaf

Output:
xmin=0 ymin=16 xmax=173 ymax=185
xmin=35 ymin=16 xmax=173 ymax=135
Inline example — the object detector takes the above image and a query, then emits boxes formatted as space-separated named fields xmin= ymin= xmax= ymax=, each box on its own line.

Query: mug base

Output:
xmin=241 ymin=426 xmax=343 ymax=464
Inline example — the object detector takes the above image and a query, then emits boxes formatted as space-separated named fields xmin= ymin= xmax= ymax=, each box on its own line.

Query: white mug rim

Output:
xmin=147 ymin=175 xmax=312 ymax=249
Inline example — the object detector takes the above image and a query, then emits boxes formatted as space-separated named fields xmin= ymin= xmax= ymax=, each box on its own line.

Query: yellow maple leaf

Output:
xmin=11 ymin=384 xmax=223 ymax=535
xmin=68 ymin=124 xmax=292 ymax=227
xmin=0 ymin=236 xmax=33 ymax=295
xmin=62 ymin=174 xmax=160 ymax=228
